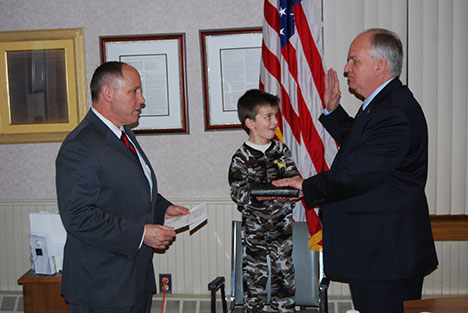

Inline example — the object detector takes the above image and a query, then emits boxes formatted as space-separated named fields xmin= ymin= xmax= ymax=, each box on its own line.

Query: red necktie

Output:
xmin=121 ymin=131 xmax=141 ymax=166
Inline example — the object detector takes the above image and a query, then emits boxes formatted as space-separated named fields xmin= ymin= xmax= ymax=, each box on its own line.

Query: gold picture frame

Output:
xmin=0 ymin=28 xmax=88 ymax=144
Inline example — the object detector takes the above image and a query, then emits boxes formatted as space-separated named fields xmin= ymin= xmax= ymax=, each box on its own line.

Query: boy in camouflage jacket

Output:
xmin=229 ymin=89 xmax=298 ymax=313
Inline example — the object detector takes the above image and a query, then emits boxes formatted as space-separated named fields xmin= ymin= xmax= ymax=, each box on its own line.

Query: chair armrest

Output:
xmin=208 ymin=276 xmax=225 ymax=291
xmin=319 ymin=277 xmax=330 ymax=313
xmin=208 ymin=276 xmax=227 ymax=313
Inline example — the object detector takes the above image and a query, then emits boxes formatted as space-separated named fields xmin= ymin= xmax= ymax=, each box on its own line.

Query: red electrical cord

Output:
xmin=161 ymin=278 xmax=168 ymax=313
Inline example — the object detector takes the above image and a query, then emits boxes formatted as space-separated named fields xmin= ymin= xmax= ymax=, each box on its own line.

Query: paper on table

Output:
xmin=165 ymin=203 xmax=207 ymax=231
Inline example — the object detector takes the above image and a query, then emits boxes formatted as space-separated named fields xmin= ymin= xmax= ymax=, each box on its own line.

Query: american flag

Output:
xmin=260 ymin=0 xmax=337 ymax=251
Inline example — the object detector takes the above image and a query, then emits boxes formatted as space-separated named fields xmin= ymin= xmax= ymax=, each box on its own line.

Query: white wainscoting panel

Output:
xmin=0 ymin=199 xmax=467 ymax=298
xmin=152 ymin=200 xmax=242 ymax=294
xmin=0 ymin=200 xmax=59 ymax=291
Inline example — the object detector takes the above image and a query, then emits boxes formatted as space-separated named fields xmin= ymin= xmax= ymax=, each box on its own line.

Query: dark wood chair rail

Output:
xmin=430 ymin=215 xmax=468 ymax=241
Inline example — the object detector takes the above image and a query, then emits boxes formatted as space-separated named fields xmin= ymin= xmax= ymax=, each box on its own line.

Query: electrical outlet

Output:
xmin=159 ymin=273 xmax=172 ymax=294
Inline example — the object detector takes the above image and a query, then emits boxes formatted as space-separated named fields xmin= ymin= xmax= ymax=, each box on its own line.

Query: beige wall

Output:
xmin=0 ymin=0 xmax=263 ymax=200
xmin=1 ymin=0 xmax=467 ymax=214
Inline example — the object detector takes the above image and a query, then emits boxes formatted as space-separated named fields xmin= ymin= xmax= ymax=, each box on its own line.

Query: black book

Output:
xmin=250 ymin=182 xmax=299 ymax=197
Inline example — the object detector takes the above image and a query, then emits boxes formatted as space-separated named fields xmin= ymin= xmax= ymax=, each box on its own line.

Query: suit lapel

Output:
xmin=105 ymin=130 xmax=139 ymax=166
xmin=86 ymin=110 xmax=149 ymax=180
xmin=124 ymin=126 xmax=158 ymax=208
xmin=86 ymin=111 xmax=156 ymax=217
xmin=86 ymin=111 xmax=126 ymax=154
xmin=363 ymin=78 xmax=403 ymax=115
xmin=348 ymin=78 xmax=404 ymax=138
xmin=124 ymin=127 xmax=150 ymax=168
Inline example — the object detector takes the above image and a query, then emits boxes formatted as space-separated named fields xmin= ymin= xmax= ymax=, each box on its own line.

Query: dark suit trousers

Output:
xmin=349 ymin=276 xmax=423 ymax=313
xmin=69 ymin=290 xmax=152 ymax=313
xmin=69 ymin=273 xmax=153 ymax=313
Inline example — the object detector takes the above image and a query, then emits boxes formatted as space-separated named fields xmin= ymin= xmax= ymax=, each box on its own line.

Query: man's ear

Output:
xmin=375 ymin=58 xmax=388 ymax=76
xmin=101 ymin=84 xmax=114 ymax=102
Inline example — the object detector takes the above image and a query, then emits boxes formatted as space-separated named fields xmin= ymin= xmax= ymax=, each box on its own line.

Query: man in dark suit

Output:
xmin=274 ymin=28 xmax=438 ymax=313
xmin=56 ymin=61 xmax=189 ymax=313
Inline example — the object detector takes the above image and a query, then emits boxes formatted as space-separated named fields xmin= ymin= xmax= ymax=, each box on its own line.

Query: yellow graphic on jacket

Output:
xmin=274 ymin=160 xmax=286 ymax=170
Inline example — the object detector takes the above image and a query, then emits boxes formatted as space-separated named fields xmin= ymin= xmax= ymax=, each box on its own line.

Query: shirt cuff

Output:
xmin=323 ymin=108 xmax=332 ymax=116
xmin=139 ymin=225 xmax=146 ymax=249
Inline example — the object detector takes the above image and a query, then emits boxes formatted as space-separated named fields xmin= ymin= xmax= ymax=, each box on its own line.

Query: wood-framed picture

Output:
xmin=100 ymin=33 xmax=188 ymax=134
xmin=200 ymin=27 xmax=263 ymax=130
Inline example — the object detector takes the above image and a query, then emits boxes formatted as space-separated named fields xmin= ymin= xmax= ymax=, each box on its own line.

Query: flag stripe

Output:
xmin=262 ymin=36 xmax=302 ymax=143
xmin=260 ymin=0 xmax=338 ymax=251
xmin=264 ymin=0 xmax=280 ymax=33
xmin=293 ymin=2 xmax=326 ymax=104
xmin=280 ymin=30 xmax=330 ymax=172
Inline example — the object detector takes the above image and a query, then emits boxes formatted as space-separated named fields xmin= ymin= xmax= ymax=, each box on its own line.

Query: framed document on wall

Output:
xmin=200 ymin=27 xmax=263 ymax=130
xmin=100 ymin=33 xmax=188 ymax=134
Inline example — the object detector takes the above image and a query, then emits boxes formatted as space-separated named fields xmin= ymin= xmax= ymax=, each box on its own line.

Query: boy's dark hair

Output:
xmin=237 ymin=89 xmax=279 ymax=134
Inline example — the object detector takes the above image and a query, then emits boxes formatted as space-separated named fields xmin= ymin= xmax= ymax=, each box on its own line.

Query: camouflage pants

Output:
xmin=241 ymin=214 xmax=295 ymax=313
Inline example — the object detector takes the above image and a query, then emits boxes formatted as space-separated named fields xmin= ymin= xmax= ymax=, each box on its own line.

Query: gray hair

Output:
xmin=361 ymin=28 xmax=403 ymax=77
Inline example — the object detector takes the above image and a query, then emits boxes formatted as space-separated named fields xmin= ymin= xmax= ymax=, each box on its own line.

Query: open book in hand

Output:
xmin=250 ymin=182 xmax=300 ymax=197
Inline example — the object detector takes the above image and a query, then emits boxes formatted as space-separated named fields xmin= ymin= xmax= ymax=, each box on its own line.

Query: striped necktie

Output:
xmin=121 ymin=131 xmax=141 ymax=166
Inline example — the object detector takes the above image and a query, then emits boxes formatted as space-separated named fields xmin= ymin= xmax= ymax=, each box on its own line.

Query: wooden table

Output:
xmin=404 ymin=295 xmax=468 ymax=313
xmin=17 ymin=270 xmax=69 ymax=313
